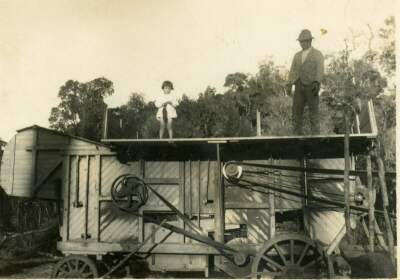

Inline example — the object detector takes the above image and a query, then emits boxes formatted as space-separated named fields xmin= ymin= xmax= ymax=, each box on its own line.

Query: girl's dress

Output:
xmin=155 ymin=93 xmax=178 ymax=120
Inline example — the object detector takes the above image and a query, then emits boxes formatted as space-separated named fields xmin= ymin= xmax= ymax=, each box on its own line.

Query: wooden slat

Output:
xmin=94 ymin=155 xmax=101 ymax=241
xmin=61 ymin=156 xmax=71 ymax=241
xmin=9 ymin=136 xmax=17 ymax=194
xmin=179 ymin=162 xmax=185 ymax=243
xmin=214 ymin=144 xmax=224 ymax=244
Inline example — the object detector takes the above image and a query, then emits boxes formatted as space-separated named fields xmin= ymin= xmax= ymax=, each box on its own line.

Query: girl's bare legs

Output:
xmin=167 ymin=118 xmax=173 ymax=139
xmin=159 ymin=119 xmax=165 ymax=139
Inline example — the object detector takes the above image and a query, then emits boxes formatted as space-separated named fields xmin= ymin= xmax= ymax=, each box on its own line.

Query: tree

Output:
xmin=118 ymin=93 xmax=157 ymax=139
xmin=49 ymin=77 xmax=114 ymax=141
xmin=378 ymin=16 xmax=395 ymax=77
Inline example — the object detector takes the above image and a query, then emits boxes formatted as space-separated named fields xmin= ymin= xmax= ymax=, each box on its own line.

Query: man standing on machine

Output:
xmin=286 ymin=29 xmax=324 ymax=135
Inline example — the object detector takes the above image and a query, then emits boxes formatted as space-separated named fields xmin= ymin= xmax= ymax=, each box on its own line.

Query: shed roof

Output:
xmin=17 ymin=125 xmax=111 ymax=148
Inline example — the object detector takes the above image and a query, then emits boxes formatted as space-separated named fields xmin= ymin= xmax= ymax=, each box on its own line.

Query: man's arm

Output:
xmin=315 ymin=51 xmax=324 ymax=83
xmin=286 ymin=53 xmax=298 ymax=95
xmin=287 ymin=53 xmax=298 ymax=84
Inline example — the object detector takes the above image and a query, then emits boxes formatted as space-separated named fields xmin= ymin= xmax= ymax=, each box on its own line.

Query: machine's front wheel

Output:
xmin=251 ymin=233 xmax=333 ymax=279
xmin=52 ymin=255 xmax=99 ymax=278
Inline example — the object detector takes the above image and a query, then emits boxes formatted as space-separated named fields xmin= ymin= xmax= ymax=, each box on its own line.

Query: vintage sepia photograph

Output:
xmin=0 ymin=0 xmax=397 ymax=278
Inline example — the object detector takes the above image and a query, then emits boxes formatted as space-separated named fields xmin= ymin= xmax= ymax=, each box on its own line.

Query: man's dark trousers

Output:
xmin=292 ymin=80 xmax=320 ymax=135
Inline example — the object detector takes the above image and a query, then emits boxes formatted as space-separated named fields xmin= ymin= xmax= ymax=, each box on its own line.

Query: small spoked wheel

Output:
xmin=251 ymin=233 xmax=332 ymax=279
xmin=52 ymin=255 xmax=99 ymax=278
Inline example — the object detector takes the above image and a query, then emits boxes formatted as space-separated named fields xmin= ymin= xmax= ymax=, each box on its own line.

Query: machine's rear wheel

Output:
xmin=52 ymin=255 xmax=99 ymax=278
xmin=251 ymin=233 xmax=332 ymax=279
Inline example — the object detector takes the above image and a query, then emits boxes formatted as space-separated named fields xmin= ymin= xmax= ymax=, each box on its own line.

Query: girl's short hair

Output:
xmin=162 ymin=80 xmax=174 ymax=90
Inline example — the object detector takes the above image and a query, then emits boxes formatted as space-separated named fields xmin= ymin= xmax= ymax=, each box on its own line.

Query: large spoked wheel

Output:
xmin=251 ymin=234 xmax=332 ymax=279
xmin=52 ymin=255 xmax=99 ymax=278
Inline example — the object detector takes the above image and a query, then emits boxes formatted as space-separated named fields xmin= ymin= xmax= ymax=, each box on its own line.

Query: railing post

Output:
xmin=344 ymin=114 xmax=352 ymax=241
xmin=366 ymin=153 xmax=375 ymax=252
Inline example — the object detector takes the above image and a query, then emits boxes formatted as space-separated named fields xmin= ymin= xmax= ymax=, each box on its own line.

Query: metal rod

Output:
xmin=327 ymin=225 xmax=346 ymax=255
xmin=100 ymin=218 xmax=168 ymax=278
xmin=226 ymin=161 xmax=396 ymax=178
xmin=235 ymin=178 xmax=394 ymax=218
xmin=73 ymin=156 xmax=83 ymax=207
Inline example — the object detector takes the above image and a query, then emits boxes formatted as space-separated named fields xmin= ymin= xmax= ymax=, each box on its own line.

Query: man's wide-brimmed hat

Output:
xmin=297 ymin=29 xmax=314 ymax=41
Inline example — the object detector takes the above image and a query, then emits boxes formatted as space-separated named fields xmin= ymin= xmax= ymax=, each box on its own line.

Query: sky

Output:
xmin=0 ymin=0 xmax=397 ymax=141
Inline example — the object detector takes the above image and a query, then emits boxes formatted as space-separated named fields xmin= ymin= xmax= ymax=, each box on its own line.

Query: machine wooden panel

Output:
xmin=225 ymin=209 xmax=270 ymax=244
xmin=184 ymin=160 xmax=216 ymax=215
xmin=145 ymin=161 xmax=180 ymax=179
xmin=100 ymin=157 xmax=138 ymax=196
xmin=99 ymin=201 xmax=139 ymax=242
xmin=68 ymin=156 xmax=85 ymax=240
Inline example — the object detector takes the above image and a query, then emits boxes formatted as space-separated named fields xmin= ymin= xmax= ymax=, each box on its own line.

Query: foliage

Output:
xmin=378 ymin=16 xmax=395 ymax=76
xmin=49 ymin=77 xmax=114 ymax=141
xmin=49 ymin=19 xmax=395 ymax=170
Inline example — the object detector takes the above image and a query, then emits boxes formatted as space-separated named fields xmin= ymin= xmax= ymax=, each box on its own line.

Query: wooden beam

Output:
xmin=375 ymin=154 xmax=395 ymax=263
xmin=344 ymin=115 xmax=352 ymax=241
xmin=269 ymin=191 xmax=275 ymax=238
xmin=366 ymin=154 xmax=375 ymax=252
xmin=58 ymin=241 xmax=248 ymax=255
xmin=225 ymin=202 xmax=269 ymax=209
xmin=214 ymin=144 xmax=225 ymax=244
xmin=94 ymin=155 xmax=101 ymax=242
xmin=61 ymin=156 xmax=71 ymax=241
xmin=33 ymin=160 xmax=62 ymax=196
xmin=374 ymin=219 xmax=388 ymax=251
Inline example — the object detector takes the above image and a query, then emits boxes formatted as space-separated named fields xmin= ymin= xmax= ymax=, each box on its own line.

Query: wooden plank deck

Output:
xmin=101 ymin=133 xmax=377 ymax=160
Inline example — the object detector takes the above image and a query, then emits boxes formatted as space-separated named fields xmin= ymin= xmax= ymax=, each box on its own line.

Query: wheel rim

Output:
xmin=52 ymin=255 xmax=99 ymax=278
xmin=252 ymin=234 xmax=331 ymax=279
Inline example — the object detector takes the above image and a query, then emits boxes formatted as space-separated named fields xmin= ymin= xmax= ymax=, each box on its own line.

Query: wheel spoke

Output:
xmin=273 ymin=244 xmax=288 ymax=265
xmin=261 ymin=255 xmax=284 ymax=271
xmin=79 ymin=263 xmax=89 ymax=273
xmin=59 ymin=265 xmax=70 ymax=273
xmin=296 ymin=243 xmax=310 ymax=265
xmin=302 ymin=255 xmax=323 ymax=270
xmin=67 ymin=261 xmax=73 ymax=271
xmin=290 ymin=239 xmax=294 ymax=264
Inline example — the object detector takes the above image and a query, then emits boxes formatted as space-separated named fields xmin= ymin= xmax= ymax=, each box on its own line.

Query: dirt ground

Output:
xmin=0 ymin=259 xmax=212 ymax=279
xmin=0 ymin=253 xmax=395 ymax=279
